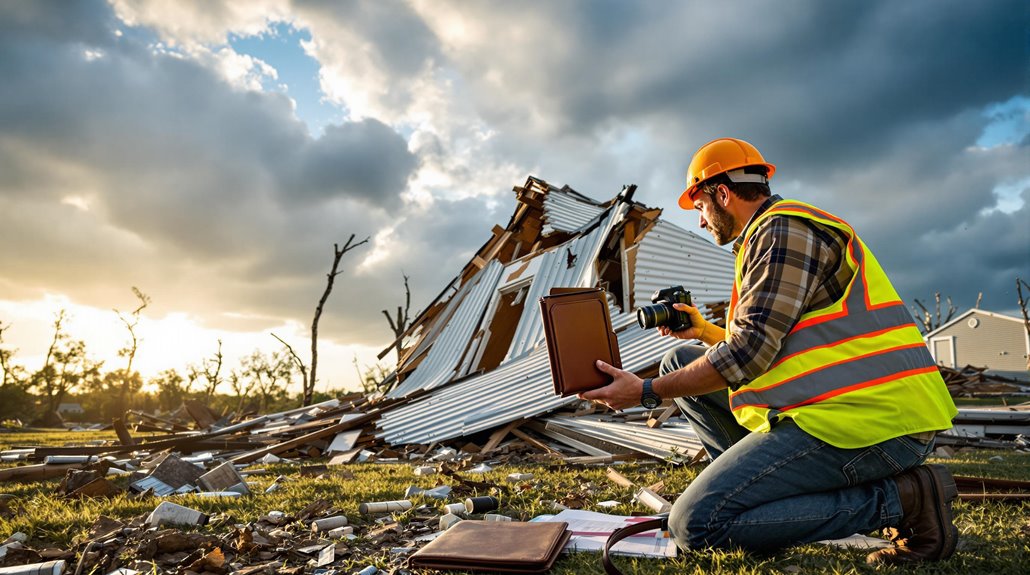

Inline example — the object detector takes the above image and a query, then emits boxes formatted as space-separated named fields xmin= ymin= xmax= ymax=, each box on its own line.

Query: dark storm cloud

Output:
xmin=898 ymin=183 xmax=1030 ymax=313
xmin=444 ymin=1 xmax=1024 ymax=164
xmin=0 ymin=0 xmax=418 ymax=337
xmin=413 ymin=0 xmax=1027 ymax=314
xmin=286 ymin=120 xmax=417 ymax=208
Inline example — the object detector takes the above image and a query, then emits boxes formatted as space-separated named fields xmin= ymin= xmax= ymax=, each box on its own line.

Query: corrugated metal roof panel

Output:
xmin=634 ymin=221 xmax=734 ymax=307
xmin=541 ymin=188 xmax=607 ymax=234
xmin=543 ymin=414 xmax=703 ymax=463
xmin=378 ymin=347 xmax=562 ymax=444
xmin=387 ymin=260 xmax=505 ymax=398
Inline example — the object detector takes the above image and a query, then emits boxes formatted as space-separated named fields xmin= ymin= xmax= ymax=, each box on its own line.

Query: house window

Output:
xmin=476 ymin=284 xmax=530 ymax=371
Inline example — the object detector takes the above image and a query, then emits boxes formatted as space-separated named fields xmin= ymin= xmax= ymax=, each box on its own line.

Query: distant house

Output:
xmin=924 ymin=309 xmax=1029 ymax=375
xmin=56 ymin=403 xmax=84 ymax=415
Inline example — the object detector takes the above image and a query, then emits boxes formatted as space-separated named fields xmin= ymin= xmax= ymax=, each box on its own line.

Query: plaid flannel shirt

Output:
xmin=706 ymin=195 xmax=852 ymax=389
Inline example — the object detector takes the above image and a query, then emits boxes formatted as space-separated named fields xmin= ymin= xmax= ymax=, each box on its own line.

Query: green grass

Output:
xmin=0 ymin=429 xmax=1027 ymax=574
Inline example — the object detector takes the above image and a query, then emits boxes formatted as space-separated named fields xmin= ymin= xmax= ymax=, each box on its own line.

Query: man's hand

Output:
xmin=577 ymin=360 xmax=643 ymax=410
xmin=657 ymin=303 xmax=708 ymax=340
xmin=659 ymin=303 xmax=727 ymax=345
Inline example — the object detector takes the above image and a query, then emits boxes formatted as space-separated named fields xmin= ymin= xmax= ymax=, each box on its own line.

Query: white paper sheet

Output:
xmin=534 ymin=509 xmax=676 ymax=558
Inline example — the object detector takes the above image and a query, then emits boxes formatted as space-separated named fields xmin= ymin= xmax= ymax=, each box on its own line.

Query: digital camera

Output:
xmin=635 ymin=286 xmax=692 ymax=332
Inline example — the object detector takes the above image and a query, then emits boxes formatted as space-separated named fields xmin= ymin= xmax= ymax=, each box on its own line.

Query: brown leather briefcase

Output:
xmin=407 ymin=520 xmax=571 ymax=573
xmin=539 ymin=287 xmax=622 ymax=397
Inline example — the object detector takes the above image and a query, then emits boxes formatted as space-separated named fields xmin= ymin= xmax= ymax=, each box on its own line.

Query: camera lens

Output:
xmin=636 ymin=303 xmax=670 ymax=330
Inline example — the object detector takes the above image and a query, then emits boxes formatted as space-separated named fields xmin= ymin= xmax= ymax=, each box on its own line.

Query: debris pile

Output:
xmin=940 ymin=364 xmax=1030 ymax=397
xmin=0 ymin=442 xmax=692 ymax=574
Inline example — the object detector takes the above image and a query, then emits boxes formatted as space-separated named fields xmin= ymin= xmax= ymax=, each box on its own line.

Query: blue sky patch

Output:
xmin=230 ymin=22 xmax=344 ymax=137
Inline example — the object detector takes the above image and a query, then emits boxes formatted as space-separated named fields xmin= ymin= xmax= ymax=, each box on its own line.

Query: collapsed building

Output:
xmin=372 ymin=176 xmax=735 ymax=459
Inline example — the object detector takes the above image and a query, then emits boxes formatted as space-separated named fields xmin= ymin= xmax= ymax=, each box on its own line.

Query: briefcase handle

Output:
xmin=602 ymin=515 xmax=669 ymax=575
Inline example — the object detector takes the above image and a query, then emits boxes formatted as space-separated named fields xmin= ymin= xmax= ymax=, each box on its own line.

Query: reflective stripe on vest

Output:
xmin=726 ymin=200 xmax=956 ymax=447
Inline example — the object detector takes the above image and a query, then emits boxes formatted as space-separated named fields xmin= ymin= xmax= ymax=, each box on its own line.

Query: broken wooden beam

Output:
xmin=113 ymin=417 xmax=136 ymax=446
xmin=230 ymin=411 xmax=379 ymax=464
xmin=0 ymin=463 xmax=82 ymax=483
xmin=647 ymin=403 xmax=680 ymax=429
xmin=481 ymin=419 xmax=526 ymax=455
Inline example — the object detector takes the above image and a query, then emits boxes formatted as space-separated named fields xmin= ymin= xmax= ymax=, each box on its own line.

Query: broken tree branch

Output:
xmin=1017 ymin=278 xmax=1030 ymax=370
xmin=271 ymin=332 xmax=309 ymax=399
xmin=381 ymin=272 xmax=412 ymax=352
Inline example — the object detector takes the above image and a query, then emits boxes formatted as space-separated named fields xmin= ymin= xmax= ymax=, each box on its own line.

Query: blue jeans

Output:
xmin=662 ymin=345 xmax=933 ymax=552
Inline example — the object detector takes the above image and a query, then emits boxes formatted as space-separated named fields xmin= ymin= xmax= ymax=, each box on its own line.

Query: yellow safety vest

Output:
xmin=726 ymin=200 xmax=957 ymax=448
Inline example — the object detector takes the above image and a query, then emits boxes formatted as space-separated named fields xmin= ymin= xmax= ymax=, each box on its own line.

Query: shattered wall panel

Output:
xmin=387 ymin=260 xmax=505 ymax=398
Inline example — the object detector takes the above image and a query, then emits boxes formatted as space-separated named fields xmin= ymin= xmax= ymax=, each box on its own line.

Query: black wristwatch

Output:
xmin=641 ymin=378 xmax=661 ymax=409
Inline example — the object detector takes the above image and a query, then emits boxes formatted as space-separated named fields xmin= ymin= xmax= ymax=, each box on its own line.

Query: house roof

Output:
xmin=375 ymin=176 xmax=734 ymax=446
xmin=924 ymin=308 xmax=1027 ymax=339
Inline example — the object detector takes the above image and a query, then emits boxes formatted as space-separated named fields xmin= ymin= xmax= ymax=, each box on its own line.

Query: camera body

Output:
xmin=635 ymin=286 xmax=693 ymax=332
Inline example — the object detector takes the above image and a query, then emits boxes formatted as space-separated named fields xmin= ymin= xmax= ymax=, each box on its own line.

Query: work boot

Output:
xmin=866 ymin=464 xmax=958 ymax=565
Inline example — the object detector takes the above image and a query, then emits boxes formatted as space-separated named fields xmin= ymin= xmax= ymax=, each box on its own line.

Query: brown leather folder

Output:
xmin=407 ymin=520 xmax=570 ymax=573
xmin=539 ymin=287 xmax=622 ymax=397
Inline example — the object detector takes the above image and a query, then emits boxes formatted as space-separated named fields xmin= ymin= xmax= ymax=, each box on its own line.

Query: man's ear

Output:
xmin=717 ymin=184 xmax=731 ymax=206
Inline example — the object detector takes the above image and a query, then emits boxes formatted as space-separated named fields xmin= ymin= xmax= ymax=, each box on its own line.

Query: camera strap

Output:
xmin=601 ymin=516 xmax=669 ymax=575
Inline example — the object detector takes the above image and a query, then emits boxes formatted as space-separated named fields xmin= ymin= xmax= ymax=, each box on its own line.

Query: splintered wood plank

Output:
xmin=647 ymin=403 xmax=680 ymax=429
xmin=481 ymin=419 xmax=526 ymax=455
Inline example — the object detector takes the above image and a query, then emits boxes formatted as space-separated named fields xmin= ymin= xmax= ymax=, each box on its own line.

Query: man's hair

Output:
xmin=700 ymin=167 xmax=771 ymax=202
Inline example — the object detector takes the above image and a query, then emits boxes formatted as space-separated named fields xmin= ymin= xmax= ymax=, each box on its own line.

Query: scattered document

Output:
xmin=533 ymin=509 xmax=676 ymax=558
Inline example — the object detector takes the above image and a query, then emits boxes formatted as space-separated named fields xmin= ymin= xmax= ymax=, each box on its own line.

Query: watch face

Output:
xmin=642 ymin=395 xmax=660 ymax=409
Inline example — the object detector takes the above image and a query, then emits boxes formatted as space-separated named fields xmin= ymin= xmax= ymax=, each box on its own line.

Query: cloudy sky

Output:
xmin=1 ymin=0 xmax=1026 ymax=393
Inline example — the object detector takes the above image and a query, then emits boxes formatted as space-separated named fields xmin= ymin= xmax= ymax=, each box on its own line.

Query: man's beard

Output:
xmin=708 ymin=200 xmax=738 ymax=246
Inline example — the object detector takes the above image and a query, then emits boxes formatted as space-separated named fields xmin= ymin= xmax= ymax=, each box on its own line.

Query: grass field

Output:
xmin=0 ymin=428 xmax=1027 ymax=574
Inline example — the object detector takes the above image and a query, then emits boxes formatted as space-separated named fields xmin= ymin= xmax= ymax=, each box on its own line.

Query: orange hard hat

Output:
xmin=678 ymin=138 xmax=776 ymax=209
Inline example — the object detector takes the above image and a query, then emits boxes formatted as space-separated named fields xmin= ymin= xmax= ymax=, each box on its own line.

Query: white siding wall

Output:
xmin=933 ymin=312 xmax=1028 ymax=371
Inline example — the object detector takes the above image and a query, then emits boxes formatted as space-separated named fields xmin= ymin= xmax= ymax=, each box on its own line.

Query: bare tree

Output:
xmin=239 ymin=349 xmax=293 ymax=412
xmin=199 ymin=339 xmax=224 ymax=399
xmin=381 ymin=272 xmax=412 ymax=343
xmin=272 ymin=332 xmax=308 ymax=399
xmin=0 ymin=321 xmax=13 ymax=387
xmin=0 ymin=320 xmax=32 ymax=421
xmin=1017 ymin=277 xmax=1030 ymax=370
xmin=353 ymin=356 xmax=392 ymax=396
xmin=185 ymin=363 xmax=202 ymax=395
xmin=113 ymin=287 xmax=150 ymax=415
xmin=271 ymin=235 xmax=369 ymax=406
xmin=911 ymin=292 xmax=958 ymax=334
xmin=152 ymin=368 xmax=188 ymax=412
xmin=227 ymin=368 xmax=247 ymax=413
xmin=306 ymin=235 xmax=368 ymax=406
